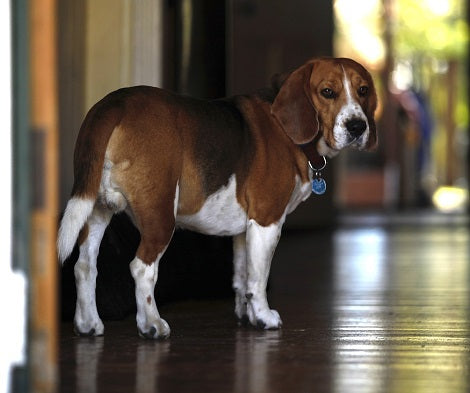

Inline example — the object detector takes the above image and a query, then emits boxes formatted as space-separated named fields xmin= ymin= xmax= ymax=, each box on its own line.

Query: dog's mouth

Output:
xmin=348 ymin=130 xmax=371 ymax=151
xmin=345 ymin=135 xmax=362 ymax=149
xmin=316 ymin=130 xmax=369 ymax=158
xmin=316 ymin=136 xmax=340 ymax=158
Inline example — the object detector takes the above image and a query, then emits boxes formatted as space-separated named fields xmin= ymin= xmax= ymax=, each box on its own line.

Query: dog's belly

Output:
xmin=176 ymin=174 xmax=247 ymax=236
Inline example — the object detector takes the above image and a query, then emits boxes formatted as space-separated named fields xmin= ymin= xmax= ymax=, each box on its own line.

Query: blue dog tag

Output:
xmin=312 ymin=177 xmax=327 ymax=195
xmin=308 ymin=156 xmax=328 ymax=196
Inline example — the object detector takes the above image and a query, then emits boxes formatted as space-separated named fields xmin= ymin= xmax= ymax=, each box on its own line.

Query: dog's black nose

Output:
xmin=346 ymin=118 xmax=367 ymax=138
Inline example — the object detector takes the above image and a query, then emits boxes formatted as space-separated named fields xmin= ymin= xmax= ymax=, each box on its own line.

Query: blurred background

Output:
xmin=2 ymin=0 xmax=468 ymax=392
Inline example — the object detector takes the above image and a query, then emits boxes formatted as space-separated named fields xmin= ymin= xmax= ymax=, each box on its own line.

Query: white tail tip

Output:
xmin=57 ymin=197 xmax=94 ymax=263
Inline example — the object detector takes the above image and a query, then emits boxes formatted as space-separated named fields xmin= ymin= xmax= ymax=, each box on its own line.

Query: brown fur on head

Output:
xmin=271 ymin=57 xmax=377 ymax=155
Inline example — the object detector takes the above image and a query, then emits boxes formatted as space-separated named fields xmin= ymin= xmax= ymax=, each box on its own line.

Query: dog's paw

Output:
xmin=255 ymin=309 xmax=282 ymax=330
xmin=247 ymin=306 xmax=282 ymax=330
xmin=138 ymin=318 xmax=171 ymax=340
xmin=74 ymin=319 xmax=104 ymax=337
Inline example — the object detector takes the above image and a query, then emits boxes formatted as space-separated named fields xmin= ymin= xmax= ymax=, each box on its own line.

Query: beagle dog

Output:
xmin=57 ymin=57 xmax=377 ymax=339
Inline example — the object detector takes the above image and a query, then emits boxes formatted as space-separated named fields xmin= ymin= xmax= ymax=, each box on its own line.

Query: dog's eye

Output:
xmin=358 ymin=86 xmax=369 ymax=97
xmin=321 ymin=88 xmax=335 ymax=99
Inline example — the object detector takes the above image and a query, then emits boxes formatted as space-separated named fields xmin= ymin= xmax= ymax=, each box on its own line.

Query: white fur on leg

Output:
xmin=74 ymin=260 xmax=104 ymax=336
xmin=130 ymin=256 xmax=170 ymax=339
xmin=74 ymin=207 xmax=112 ymax=336
xmin=232 ymin=233 xmax=248 ymax=321
xmin=245 ymin=219 xmax=283 ymax=329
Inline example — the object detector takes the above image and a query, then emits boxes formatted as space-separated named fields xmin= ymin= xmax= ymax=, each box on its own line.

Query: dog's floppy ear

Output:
xmin=364 ymin=76 xmax=378 ymax=151
xmin=271 ymin=63 xmax=319 ymax=145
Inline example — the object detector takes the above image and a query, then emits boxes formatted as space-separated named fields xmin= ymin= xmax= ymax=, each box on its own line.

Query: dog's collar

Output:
xmin=298 ymin=140 xmax=328 ymax=195
xmin=298 ymin=140 xmax=327 ymax=171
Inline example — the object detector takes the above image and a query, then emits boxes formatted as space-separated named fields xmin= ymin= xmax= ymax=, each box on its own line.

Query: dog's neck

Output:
xmin=298 ymin=139 xmax=326 ymax=170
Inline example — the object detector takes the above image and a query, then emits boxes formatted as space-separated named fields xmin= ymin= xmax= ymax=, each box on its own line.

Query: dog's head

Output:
xmin=271 ymin=57 xmax=377 ymax=157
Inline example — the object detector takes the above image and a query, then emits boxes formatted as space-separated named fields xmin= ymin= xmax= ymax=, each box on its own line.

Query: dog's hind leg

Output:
xmin=232 ymin=233 xmax=248 ymax=323
xmin=130 ymin=252 xmax=171 ymax=340
xmin=74 ymin=205 xmax=113 ymax=336
xmin=129 ymin=187 xmax=177 ymax=340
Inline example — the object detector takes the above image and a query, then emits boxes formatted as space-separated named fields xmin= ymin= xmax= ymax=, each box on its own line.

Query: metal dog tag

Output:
xmin=308 ymin=156 xmax=327 ymax=195
xmin=312 ymin=176 xmax=327 ymax=195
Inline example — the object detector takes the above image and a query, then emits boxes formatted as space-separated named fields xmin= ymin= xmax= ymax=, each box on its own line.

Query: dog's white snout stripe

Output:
xmin=342 ymin=67 xmax=367 ymax=120
xmin=332 ymin=67 xmax=369 ymax=150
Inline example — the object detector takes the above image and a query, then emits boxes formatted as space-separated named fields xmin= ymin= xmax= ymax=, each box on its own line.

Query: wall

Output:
xmin=58 ymin=0 xmax=164 ymax=211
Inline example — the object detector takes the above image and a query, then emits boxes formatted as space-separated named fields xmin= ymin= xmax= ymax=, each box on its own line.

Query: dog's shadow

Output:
xmin=60 ymin=213 xmax=234 ymax=321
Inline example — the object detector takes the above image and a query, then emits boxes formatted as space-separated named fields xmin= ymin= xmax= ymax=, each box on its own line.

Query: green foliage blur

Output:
xmin=395 ymin=0 xmax=468 ymax=59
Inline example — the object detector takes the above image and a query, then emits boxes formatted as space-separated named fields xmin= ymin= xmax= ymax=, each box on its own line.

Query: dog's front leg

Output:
xmin=245 ymin=219 xmax=282 ymax=329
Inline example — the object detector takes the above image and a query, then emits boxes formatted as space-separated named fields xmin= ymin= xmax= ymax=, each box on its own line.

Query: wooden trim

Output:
xmin=30 ymin=0 xmax=59 ymax=391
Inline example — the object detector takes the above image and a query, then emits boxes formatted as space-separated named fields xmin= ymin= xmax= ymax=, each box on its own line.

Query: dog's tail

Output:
xmin=57 ymin=197 xmax=95 ymax=263
xmin=57 ymin=90 xmax=125 ymax=263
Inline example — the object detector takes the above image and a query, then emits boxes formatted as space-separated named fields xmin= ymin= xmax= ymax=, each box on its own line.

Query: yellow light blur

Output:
xmin=334 ymin=0 xmax=385 ymax=68
xmin=425 ymin=0 xmax=451 ymax=16
xmin=432 ymin=186 xmax=468 ymax=212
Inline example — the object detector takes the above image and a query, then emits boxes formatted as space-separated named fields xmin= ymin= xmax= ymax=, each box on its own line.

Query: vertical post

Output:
xmin=30 ymin=0 xmax=58 ymax=391
xmin=445 ymin=60 xmax=457 ymax=185
xmin=57 ymin=0 xmax=86 ymax=211
xmin=381 ymin=0 xmax=400 ymax=208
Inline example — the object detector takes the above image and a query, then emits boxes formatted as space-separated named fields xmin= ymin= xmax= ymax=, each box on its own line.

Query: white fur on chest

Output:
xmin=176 ymin=174 xmax=248 ymax=236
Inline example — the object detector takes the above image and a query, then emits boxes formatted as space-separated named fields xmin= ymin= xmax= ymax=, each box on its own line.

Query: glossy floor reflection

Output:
xmin=60 ymin=214 xmax=470 ymax=393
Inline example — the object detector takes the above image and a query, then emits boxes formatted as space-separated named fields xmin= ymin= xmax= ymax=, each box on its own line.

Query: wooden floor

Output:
xmin=59 ymin=213 xmax=470 ymax=393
